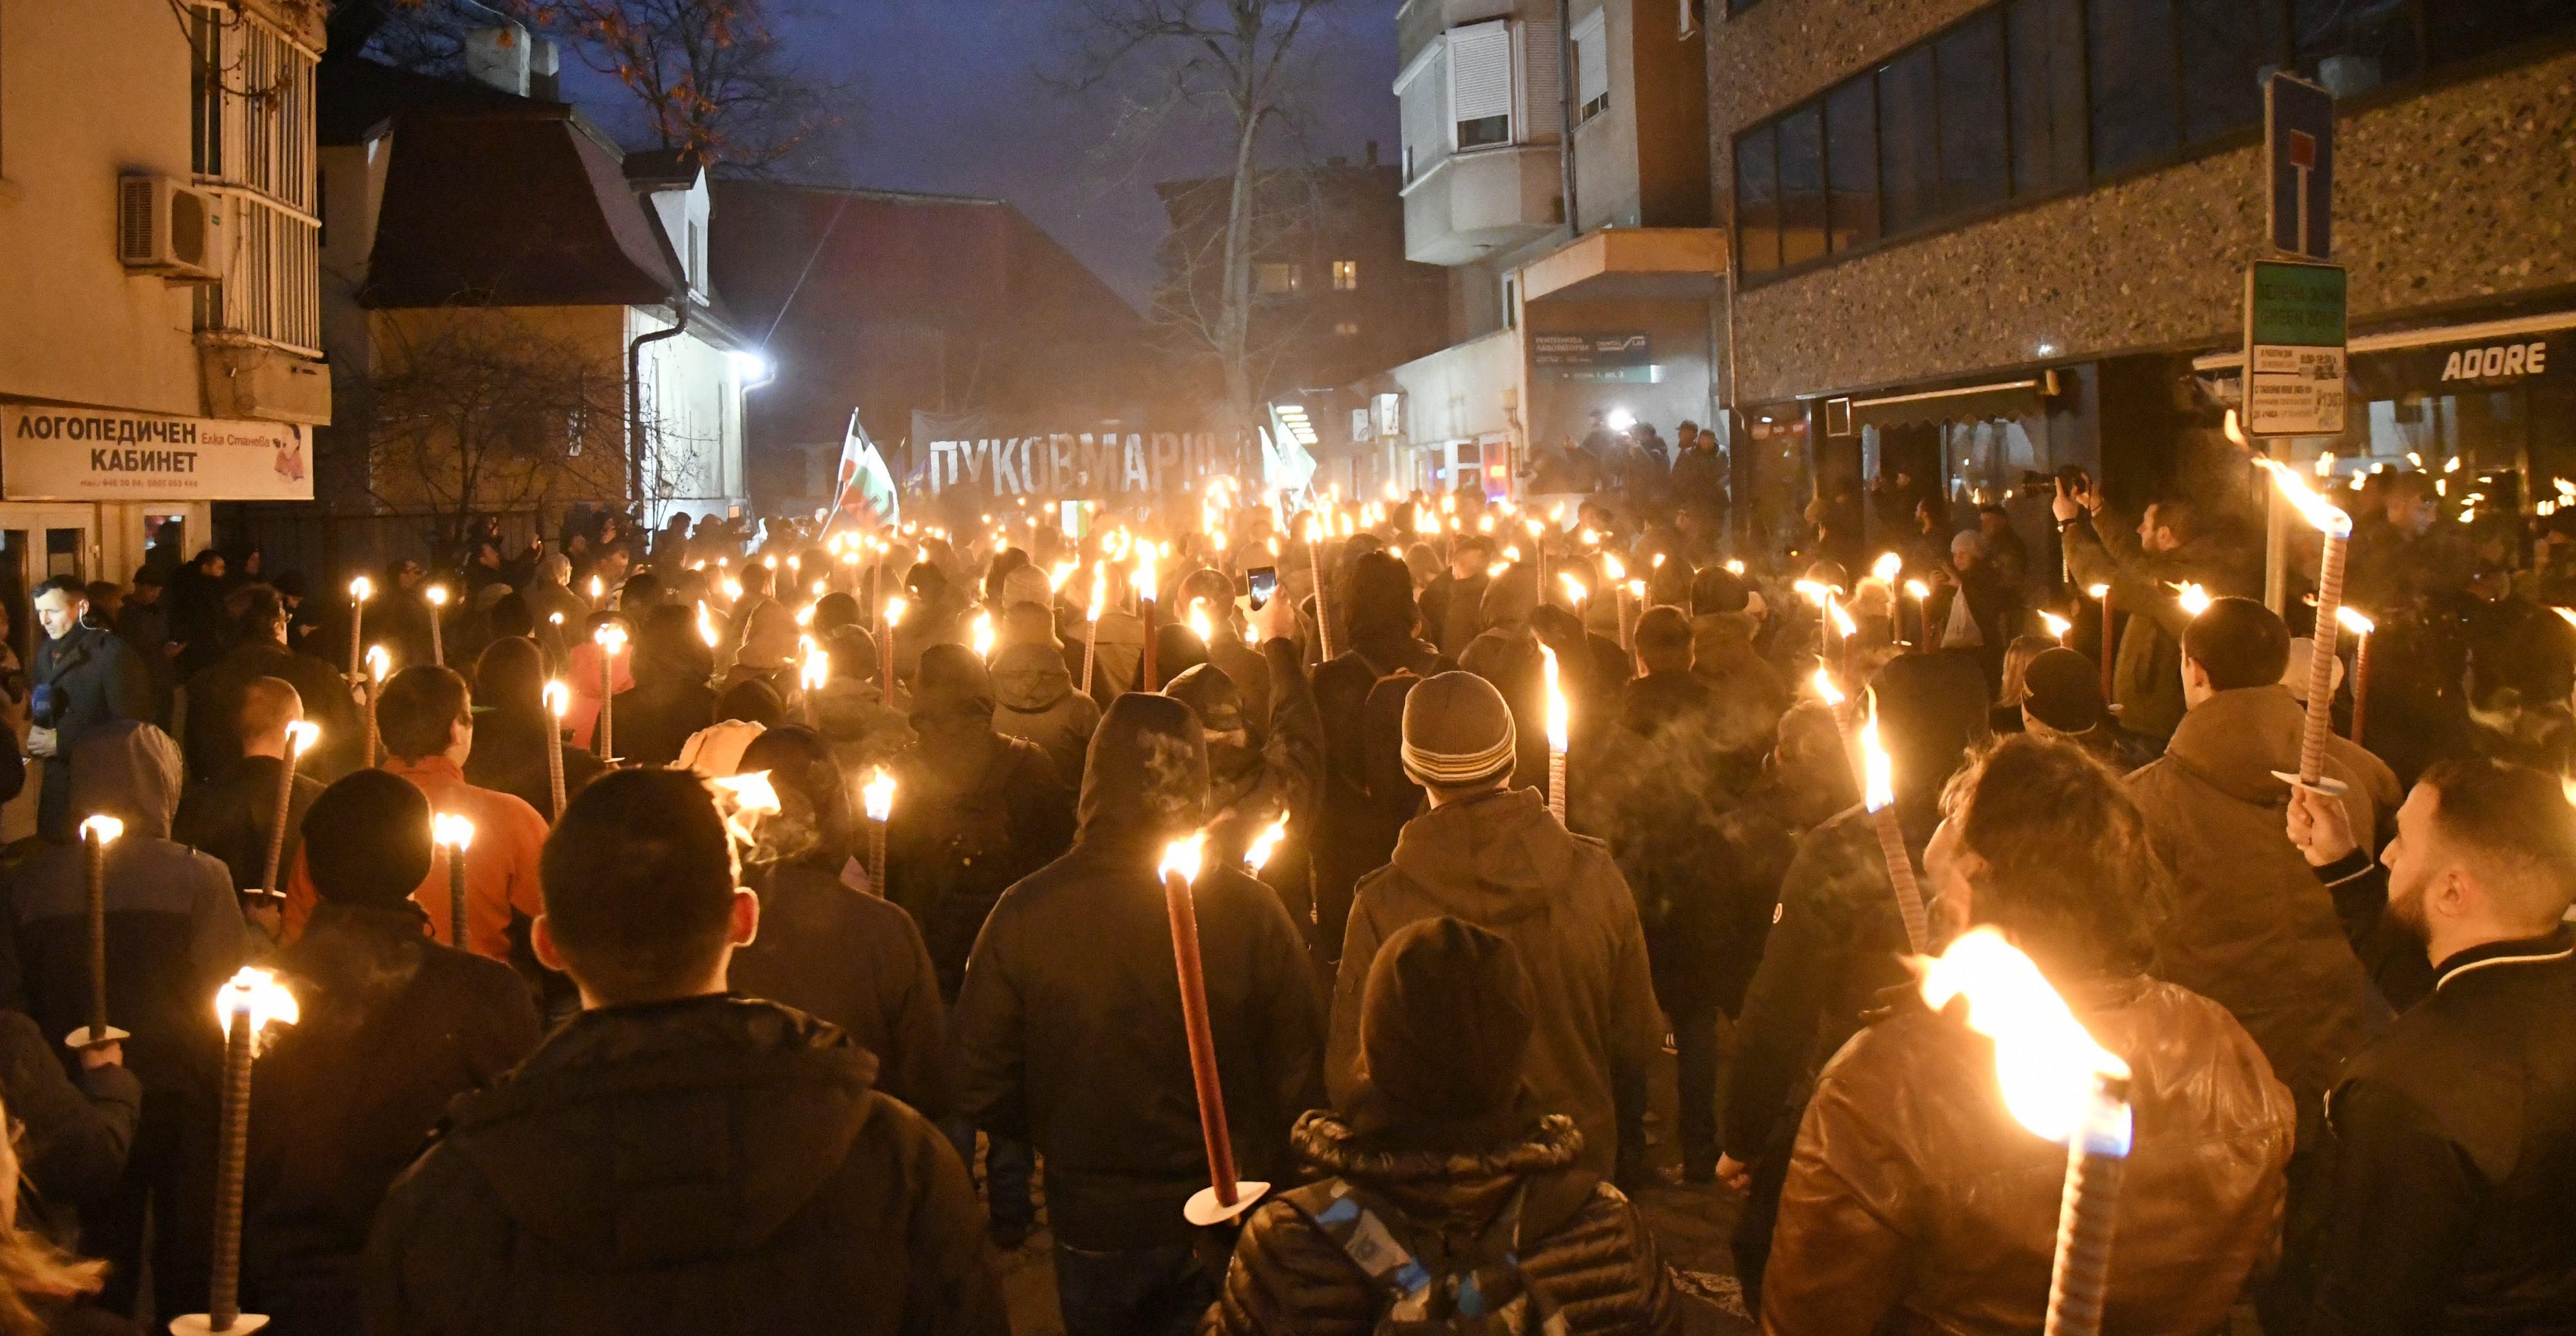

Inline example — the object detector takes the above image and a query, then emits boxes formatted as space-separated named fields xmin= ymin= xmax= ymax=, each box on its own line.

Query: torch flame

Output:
xmin=1793 ymin=579 xmax=1832 ymax=607
xmin=1828 ymin=599 xmax=1857 ymax=638
xmin=1559 ymin=573 xmax=1589 ymax=606
xmin=1904 ymin=578 xmax=1930 ymax=601
xmin=708 ymin=770 xmax=782 ymax=848
xmin=2336 ymin=606 xmax=2375 ymax=636
xmin=2255 ymin=458 xmax=2355 ymax=537
xmin=1159 ymin=831 xmax=1209 ymax=886
xmin=2554 ymin=607 xmax=2576 ymax=630
xmin=1048 ymin=560 xmax=1078 ymax=593
xmin=1086 ymin=568 xmax=1106 ymax=624
xmin=1186 ymin=601 xmax=1214 ymax=645
xmin=2087 ymin=583 xmax=2110 ymax=600
xmin=544 ymin=680 xmax=570 ymax=718
xmin=1918 ymin=927 xmax=2132 ymax=1147
xmin=366 ymin=644 xmax=392 ymax=682
xmin=1246 ymin=814 xmax=1290 ymax=873
xmin=79 ymin=815 xmax=124 ymax=846
xmin=212 ymin=966 xmax=298 ymax=1055
xmin=1860 ymin=695 xmax=1896 ymax=814
xmin=2223 ymin=408 xmax=2248 ymax=448
xmin=1809 ymin=669 xmax=1845 ymax=707
xmin=885 ymin=597 xmax=907 ymax=629
xmin=721 ymin=578 xmax=744 ymax=602
xmin=800 ymin=646 xmax=830 ymax=692
xmin=2172 ymin=582 xmax=2214 ymax=617
xmin=697 ymin=601 xmax=719 ymax=648
xmin=284 ymin=720 xmax=320 ymax=758
xmin=431 ymin=812 xmax=475 ymax=851
xmin=971 ymin=612 xmax=996 ymax=660
xmin=425 ymin=584 xmax=450 ymax=609
xmin=348 ymin=576 xmax=374 ymax=602
xmin=594 ymin=622 xmax=628 ymax=653
xmin=1872 ymin=551 xmax=1904 ymax=584
xmin=2040 ymin=611 xmax=2072 ymax=641
xmin=862 ymin=768 xmax=896 ymax=823
xmin=1540 ymin=644 xmax=1569 ymax=752
xmin=1133 ymin=553 xmax=1155 ymax=603
xmin=1602 ymin=554 xmax=1625 ymax=582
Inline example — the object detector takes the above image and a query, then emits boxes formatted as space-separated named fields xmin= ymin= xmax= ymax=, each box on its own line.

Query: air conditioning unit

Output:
xmin=117 ymin=175 xmax=220 ymax=282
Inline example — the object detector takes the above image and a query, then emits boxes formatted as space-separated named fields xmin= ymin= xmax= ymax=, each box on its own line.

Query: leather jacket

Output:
xmin=1761 ymin=975 xmax=2296 ymax=1335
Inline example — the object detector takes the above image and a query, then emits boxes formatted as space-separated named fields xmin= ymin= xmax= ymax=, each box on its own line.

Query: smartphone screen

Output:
xmin=1246 ymin=566 xmax=1278 ymax=611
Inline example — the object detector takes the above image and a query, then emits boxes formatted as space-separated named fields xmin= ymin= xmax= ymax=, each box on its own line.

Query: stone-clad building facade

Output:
xmin=1703 ymin=0 xmax=2576 ymax=580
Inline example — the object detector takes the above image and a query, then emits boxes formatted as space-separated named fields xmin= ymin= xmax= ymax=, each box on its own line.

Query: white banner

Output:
xmin=3 ymin=401 xmax=312 ymax=502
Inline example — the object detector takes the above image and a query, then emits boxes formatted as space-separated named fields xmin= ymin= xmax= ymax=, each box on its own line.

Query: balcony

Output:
xmin=1402 ymin=144 xmax=1562 ymax=266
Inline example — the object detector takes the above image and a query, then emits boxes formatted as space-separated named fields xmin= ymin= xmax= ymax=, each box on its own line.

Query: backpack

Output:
xmin=1281 ymin=1167 xmax=1598 ymax=1334
xmin=902 ymin=746 xmax=1025 ymax=997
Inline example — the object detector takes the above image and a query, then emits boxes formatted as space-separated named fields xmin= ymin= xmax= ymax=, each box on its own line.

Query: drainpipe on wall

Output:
xmin=627 ymin=300 xmax=691 ymax=510
xmin=1557 ymin=0 xmax=1581 ymax=237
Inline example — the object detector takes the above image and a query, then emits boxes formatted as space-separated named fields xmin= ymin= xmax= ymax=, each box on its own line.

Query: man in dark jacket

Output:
xmin=1686 ymin=566 xmax=1790 ymax=758
xmin=1204 ymin=917 xmax=1678 ymax=1335
xmin=173 ymin=676 xmax=325 ymax=901
xmin=2287 ymin=757 xmax=2576 ymax=1335
xmin=178 ymin=584 xmax=360 ymax=785
xmin=363 ymin=768 xmax=1004 ymax=1336
xmin=28 ymin=577 xmax=153 ymax=842
xmin=1416 ymin=535 xmax=1493 ymax=663
xmin=1763 ymin=736 xmax=2296 ymax=1331
xmin=1160 ymin=592 xmax=1321 ymax=934
xmin=726 ymin=727 xmax=950 ymax=1120
xmin=1719 ymin=650 xmax=1990 ymax=1312
xmin=2 ymin=720 xmax=245 ymax=1317
xmin=953 ymin=693 xmax=1324 ymax=1336
xmin=0 ymin=1007 xmax=138 ymax=1245
xmin=2058 ymin=482 xmax=2243 ymax=742
xmin=1330 ymin=673 xmax=1662 ymax=1185
xmin=246 ymin=771 xmax=542 ymax=1336
xmin=1311 ymin=553 xmax=1442 ymax=959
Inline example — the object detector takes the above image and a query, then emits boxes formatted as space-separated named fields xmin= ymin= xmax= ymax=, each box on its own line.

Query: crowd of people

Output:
xmin=0 ymin=458 xmax=2557 ymax=1336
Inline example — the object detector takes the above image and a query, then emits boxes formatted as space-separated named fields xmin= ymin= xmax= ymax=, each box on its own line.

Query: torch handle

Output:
xmin=1548 ymin=749 xmax=1568 ymax=825
xmin=2043 ymin=1141 xmax=2128 ymax=1336
xmin=869 ymin=823 xmax=887 ymax=897
xmin=429 ymin=613 xmax=442 ymax=668
xmin=545 ymin=725 xmax=566 ymax=825
xmin=2298 ymin=533 xmax=2350 ymax=787
xmin=1080 ymin=624 xmax=1098 ymax=701
xmin=209 ymin=1006 xmax=253 ymax=1330
xmin=1164 ymin=873 xmax=1240 ymax=1205
xmin=2349 ymin=635 xmax=2371 ymax=747
xmin=1869 ymin=805 xmax=1931 ymax=955
xmin=259 ymin=751 xmax=295 ymax=897
xmin=1309 ymin=542 xmax=1333 ymax=662
xmin=2099 ymin=593 xmax=2115 ymax=703
xmin=85 ymin=832 xmax=107 ymax=1040
xmin=597 ymin=656 xmax=615 ymax=764
xmin=447 ymin=848 xmax=469 ymax=953
xmin=1141 ymin=598 xmax=1158 ymax=692
xmin=883 ymin=633 xmax=899 ymax=709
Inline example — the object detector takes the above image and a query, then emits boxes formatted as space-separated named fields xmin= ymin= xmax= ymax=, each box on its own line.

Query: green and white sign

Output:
xmin=2242 ymin=260 xmax=2348 ymax=437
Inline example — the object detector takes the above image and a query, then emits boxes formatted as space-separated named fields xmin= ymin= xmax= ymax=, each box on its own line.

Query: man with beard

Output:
xmin=2286 ymin=759 xmax=2576 ymax=1335
xmin=2058 ymin=481 xmax=2241 ymax=742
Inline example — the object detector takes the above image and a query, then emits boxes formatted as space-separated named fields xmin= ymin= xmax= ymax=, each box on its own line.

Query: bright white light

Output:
xmin=1605 ymin=408 xmax=1636 ymax=433
xmin=728 ymin=350 xmax=774 ymax=385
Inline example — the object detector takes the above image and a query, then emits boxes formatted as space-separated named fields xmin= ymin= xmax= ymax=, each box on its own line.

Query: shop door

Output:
xmin=0 ymin=510 xmax=97 ymax=667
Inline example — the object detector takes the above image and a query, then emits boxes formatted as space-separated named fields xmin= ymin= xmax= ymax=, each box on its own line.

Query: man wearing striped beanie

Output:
xmin=1323 ymin=671 xmax=1663 ymax=1183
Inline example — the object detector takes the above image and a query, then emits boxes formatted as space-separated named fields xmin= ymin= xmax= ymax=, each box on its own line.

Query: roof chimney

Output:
xmin=464 ymin=25 xmax=531 ymax=97
xmin=530 ymin=37 xmax=562 ymax=101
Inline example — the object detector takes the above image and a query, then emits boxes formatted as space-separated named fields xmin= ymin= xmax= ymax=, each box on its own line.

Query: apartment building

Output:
xmin=1370 ymin=0 xmax=1721 ymax=501
xmin=1712 ymin=0 xmax=2576 ymax=570
xmin=0 ymin=0 xmax=328 ymax=654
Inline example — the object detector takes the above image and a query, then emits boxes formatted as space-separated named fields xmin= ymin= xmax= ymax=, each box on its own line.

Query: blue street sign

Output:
xmin=2267 ymin=73 xmax=2334 ymax=259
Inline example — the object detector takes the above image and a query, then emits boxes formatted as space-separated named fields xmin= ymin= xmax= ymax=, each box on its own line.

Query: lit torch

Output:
xmin=1542 ymin=644 xmax=1570 ymax=823
xmin=2088 ymin=583 xmax=2114 ymax=699
xmin=2338 ymin=606 xmax=2375 ymax=747
xmin=542 ymin=681 xmax=569 ymax=821
xmin=2040 ymin=611 xmax=2072 ymax=645
xmin=2256 ymin=458 xmax=2355 ymax=788
xmin=862 ymin=768 xmax=896 ymax=894
xmin=2172 ymin=582 xmax=2213 ymax=618
xmin=1159 ymin=832 xmax=1267 ymax=1224
xmin=68 ymin=816 xmax=126 ymax=1052
xmin=424 ymin=584 xmax=450 ymax=665
xmin=882 ymin=597 xmax=907 ymax=707
xmin=1082 ymin=568 xmax=1104 ymax=697
xmin=592 ymin=622 xmax=628 ymax=764
xmin=971 ymin=610 xmax=996 ymax=661
xmin=1873 ymin=552 xmax=1905 ymax=640
xmin=189 ymin=967 xmax=299 ymax=1336
xmin=363 ymin=645 xmax=392 ymax=769
xmin=256 ymin=721 xmax=319 ymax=902
xmin=1861 ymin=694 xmax=1931 ymax=955
xmin=1919 ymin=928 xmax=2134 ymax=1336
xmin=346 ymin=576 xmax=372 ymax=684
xmin=1245 ymin=814 xmax=1289 ymax=875
xmin=432 ymin=813 xmax=475 ymax=953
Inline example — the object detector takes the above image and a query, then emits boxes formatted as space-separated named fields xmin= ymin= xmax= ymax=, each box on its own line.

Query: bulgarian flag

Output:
xmin=827 ymin=409 xmax=899 ymax=533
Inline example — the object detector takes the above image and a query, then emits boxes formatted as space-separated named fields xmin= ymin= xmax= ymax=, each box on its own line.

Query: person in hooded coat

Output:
xmin=1718 ymin=650 xmax=1991 ymax=1315
xmin=1160 ymin=594 xmax=1320 ymax=931
xmin=954 ymin=693 xmax=1323 ymax=1336
xmin=725 ymin=727 xmax=950 ymax=1120
xmin=244 ymin=772 xmax=542 ymax=1336
xmin=1203 ymin=917 xmax=1678 ymax=1336
xmin=518 ymin=553 xmax=587 ymax=668
xmin=992 ymin=640 xmax=1100 ymax=789
xmin=1073 ymin=565 xmax=1148 ymax=704
xmin=361 ymin=769 xmax=1005 ymax=1336
xmin=1312 ymin=553 xmax=1452 ymax=958
xmin=1176 ymin=567 xmax=1270 ymax=722
xmin=0 ymin=721 xmax=245 ymax=1319
xmin=1328 ymin=673 xmax=1662 ymax=1187
xmin=811 ymin=625 xmax=913 ymax=776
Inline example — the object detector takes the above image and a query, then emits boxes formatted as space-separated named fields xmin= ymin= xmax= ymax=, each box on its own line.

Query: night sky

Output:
xmin=575 ymin=1 xmax=1406 ymax=312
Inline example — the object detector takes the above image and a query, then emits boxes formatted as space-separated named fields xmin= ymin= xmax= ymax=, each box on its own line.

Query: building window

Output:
xmin=1574 ymin=13 xmax=1611 ymax=123
xmin=1450 ymin=21 xmax=1515 ymax=148
xmin=1255 ymin=263 xmax=1302 ymax=296
xmin=1336 ymin=321 xmax=1361 ymax=337
xmin=187 ymin=3 xmax=321 ymax=357
xmin=1731 ymin=0 xmax=2576 ymax=283
xmin=1332 ymin=260 xmax=1358 ymax=290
